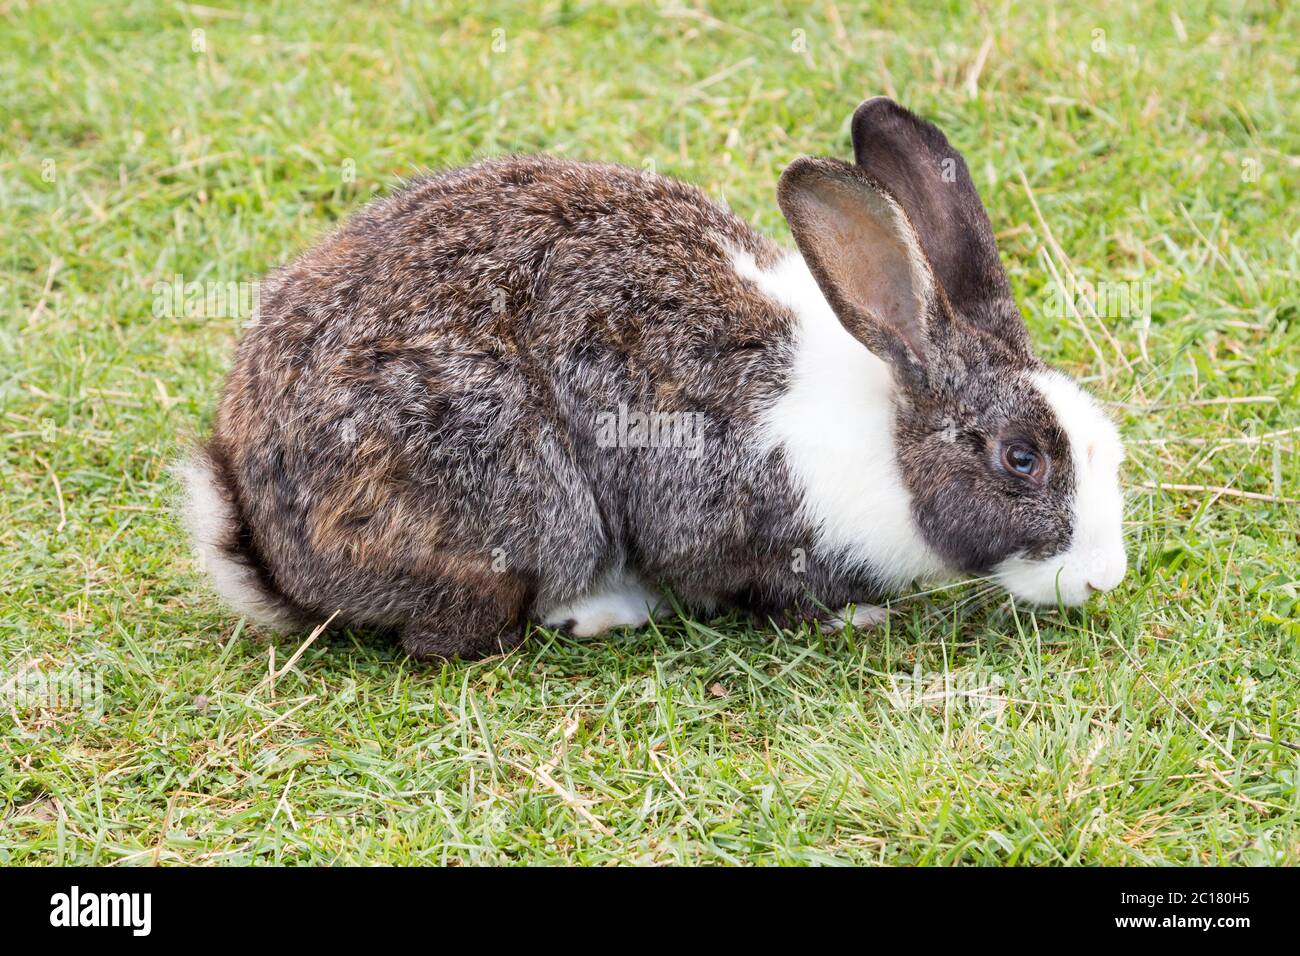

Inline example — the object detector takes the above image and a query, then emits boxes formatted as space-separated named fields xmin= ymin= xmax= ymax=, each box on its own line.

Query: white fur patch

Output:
xmin=539 ymin=573 xmax=662 ymax=637
xmin=826 ymin=604 xmax=890 ymax=632
xmin=732 ymin=250 xmax=949 ymax=590
xmin=993 ymin=370 xmax=1127 ymax=605
xmin=177 ymin=455 xmax=297 ymax=629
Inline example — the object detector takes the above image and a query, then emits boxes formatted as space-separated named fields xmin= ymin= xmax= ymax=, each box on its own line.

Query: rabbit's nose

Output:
xmin=1084 ymin=548 xmax=1127 ymax=594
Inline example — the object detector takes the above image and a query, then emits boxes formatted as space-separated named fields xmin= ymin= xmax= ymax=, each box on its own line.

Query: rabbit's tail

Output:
xmin=177 ymin=447 xmax=301 ymax=630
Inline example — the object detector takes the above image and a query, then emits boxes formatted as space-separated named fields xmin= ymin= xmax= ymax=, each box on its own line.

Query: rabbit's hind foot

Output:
xmin=539 ymin=575 xmax=662 ymax=638
xmin=399 ymin=592 xmax=527 ymax=662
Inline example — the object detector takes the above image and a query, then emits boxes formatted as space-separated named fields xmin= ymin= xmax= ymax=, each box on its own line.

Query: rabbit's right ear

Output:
xmin=777 ymin=156 xmax=944 ymax=379
xmin=850 ymin=97 xmax=1030 ymax=356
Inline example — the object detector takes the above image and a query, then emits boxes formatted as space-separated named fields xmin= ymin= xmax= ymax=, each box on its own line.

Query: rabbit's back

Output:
xmin=208 ymin=157 xmax=805 ymax=643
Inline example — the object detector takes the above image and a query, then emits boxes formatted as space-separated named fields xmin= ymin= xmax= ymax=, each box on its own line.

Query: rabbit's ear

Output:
xmin=777 ymin=156 xmax=943 ymax=376
xmin=851 ymin=97 xmax=1030 ymax=356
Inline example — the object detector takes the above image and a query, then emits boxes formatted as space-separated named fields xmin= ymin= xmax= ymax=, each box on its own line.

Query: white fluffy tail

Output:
xmin=177 ymin=452 xmax=298 ymax=629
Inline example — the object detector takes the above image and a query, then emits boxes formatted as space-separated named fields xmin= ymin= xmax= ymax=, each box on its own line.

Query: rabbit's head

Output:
xmin=777 ymin=98 xmax=1126 ymax=606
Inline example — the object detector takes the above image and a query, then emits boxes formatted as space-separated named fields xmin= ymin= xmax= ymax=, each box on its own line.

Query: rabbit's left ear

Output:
xmin=851 ymin=97 xmax=1031 ymax=356
xmin=777 ymin=156 xmax=944 ymax=380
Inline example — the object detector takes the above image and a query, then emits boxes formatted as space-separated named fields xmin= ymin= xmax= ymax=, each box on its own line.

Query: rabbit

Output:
xmin=181 ymin=97 xmax=1127 ymax=660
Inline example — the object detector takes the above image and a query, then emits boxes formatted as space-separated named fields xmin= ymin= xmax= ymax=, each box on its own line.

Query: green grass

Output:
xmin=2 ymin=0 xmax=1298 ymax=865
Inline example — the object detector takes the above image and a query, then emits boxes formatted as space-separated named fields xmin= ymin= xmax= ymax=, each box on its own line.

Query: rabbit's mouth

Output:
xmin=992 ymin=543 xmax=1128 ymax=607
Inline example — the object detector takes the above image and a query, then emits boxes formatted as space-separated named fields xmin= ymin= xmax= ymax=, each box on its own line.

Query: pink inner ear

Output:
xmin=799 ymin=175 xmax=931 ymax=361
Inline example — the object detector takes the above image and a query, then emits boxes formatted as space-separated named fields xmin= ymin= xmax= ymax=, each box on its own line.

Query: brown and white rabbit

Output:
xmin=181 ymin=98 xmax=1126 ymax=660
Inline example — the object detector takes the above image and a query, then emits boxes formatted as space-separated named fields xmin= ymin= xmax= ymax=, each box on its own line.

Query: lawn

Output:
xmin=1 ymin=0 xmax=1297 ymax=865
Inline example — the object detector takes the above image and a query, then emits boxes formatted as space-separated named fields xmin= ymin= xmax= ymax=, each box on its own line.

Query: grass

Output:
xmin=1 ymin=0 xmax=1298 ymax=865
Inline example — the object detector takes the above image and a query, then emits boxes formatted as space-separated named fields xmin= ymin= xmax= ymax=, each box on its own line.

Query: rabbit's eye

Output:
xmin=1001 ymin=442 xmax=1045 ymax=482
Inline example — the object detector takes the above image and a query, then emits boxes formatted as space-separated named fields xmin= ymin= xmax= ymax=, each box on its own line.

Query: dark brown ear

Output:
xmin=777 ymin=156 xmax=939 ymax=375
xmin=851 ymin=97 xmax=1030 ymax=355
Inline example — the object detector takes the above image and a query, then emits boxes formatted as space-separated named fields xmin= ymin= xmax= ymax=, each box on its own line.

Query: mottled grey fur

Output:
xmin=191 ymin=99 xmax=1078 ymax=659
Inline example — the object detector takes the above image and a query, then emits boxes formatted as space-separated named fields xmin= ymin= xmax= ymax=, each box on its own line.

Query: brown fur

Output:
xmin=190 ymin=101 xmax=1101 ymax=659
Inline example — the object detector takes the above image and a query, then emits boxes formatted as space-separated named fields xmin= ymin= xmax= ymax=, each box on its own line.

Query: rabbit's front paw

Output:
xmin=825 ymin=604 xmax=889 ymax=633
